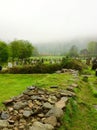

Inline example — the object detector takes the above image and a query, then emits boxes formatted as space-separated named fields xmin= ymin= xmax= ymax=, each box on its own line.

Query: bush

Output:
xmin=61 ymin=57 xmax=87 ymax=71
xmin=7 ymin=63 xmax=62 ymax=74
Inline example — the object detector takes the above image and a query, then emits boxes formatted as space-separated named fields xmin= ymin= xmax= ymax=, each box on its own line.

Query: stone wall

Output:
xmin=0 ymin=84 xmax=78 ymax=130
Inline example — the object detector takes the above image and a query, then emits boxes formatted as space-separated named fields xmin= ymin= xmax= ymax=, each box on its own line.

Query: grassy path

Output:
xmin=64 ymin=76 xmax=97 ymax=130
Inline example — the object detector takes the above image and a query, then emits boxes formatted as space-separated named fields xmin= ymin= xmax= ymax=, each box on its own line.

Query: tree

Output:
xmin=80 ymin=49 xmax=88 ymax=58
xmin=0 ymin=41 xmax=9 ymax=63
xmin=9 ymin=40 xmax=34 ymax=60
xmin=68 ymin=45 xmax=78 ymax=57
xmin=8 ymin=40 xmax=20 ymax=60
xmin=87 ymin=41 xmax=97 ymax=57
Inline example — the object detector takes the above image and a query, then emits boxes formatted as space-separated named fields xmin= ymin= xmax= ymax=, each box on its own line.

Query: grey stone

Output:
xmin=3 ymin=99 xmax=13 ymax=106
xmin=60 ymin=90 xmax=76 ymax=97
xmin=71 ymin=83 xmax=78 ymax=88
xmin=0 ymin=120 xmax=9 ymax=128
xmin=1 ymin=112 xmax=9 ymax=120
xmin=23 ymin=110 xmax=32 ymax=118
xmin=27 ymin=86 xmax=36 ymax=90
xmin=44 ymin=124 xmax=54 ymax=130
xmin=43 ymin=102 xmax=53 ymax=109
xmin=29 ymin=121 xmax=54 ymax=130
xmin=46 ymin=107 xmax=64 ymax=118
xmin=55 ymin=98 xmax=68 ymax=109
xmin=31 ymin=95 xmax=43 ymax=100
xmin=56 ymin=70 xmax=61 ymax=74
xmin=14 ymin=102 xmax=27 ymax=110
xmin=43 ymin=116 xmax=57 ymax=127
xmin=48 ymin=96 xmax=57 ymax=104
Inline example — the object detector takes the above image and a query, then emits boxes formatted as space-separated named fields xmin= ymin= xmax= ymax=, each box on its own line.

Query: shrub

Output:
xmin=7 ymin=63 xmax=62 ymax=74
xmin=61 ymin=57 xmax=87 ymax=71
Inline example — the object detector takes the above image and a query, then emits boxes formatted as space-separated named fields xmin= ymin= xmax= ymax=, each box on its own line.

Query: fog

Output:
xmin=0 ymin=0 xmax=97 ymax=43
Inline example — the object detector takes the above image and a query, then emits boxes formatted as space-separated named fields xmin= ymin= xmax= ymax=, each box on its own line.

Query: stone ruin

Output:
xmin=56 ymin=68 xmax=78 ymax=76
xmin=0 ymin=84 xmax=78 ymax=130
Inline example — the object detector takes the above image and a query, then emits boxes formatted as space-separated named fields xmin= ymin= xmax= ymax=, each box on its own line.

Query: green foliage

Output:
xmin=61 ymin=57 xmax=86 ymax=71
xmin=87 ymin=41 xmax=97 ymax=57
xmin=82 ymin=76 xmax=88 ymax=82
xmin=68 ymin=45 xmax=79 ymax=57
xmin=9 ymin=40 xmax=34 ymax=60
xmin=89 ymin=83 xmax=97 ymax=97
xmin=6 ymin=63 xmax=62 ymax=74
xmin=59 ymin=98 xmax=78 ymax=130
xmin=80 ymin=49 xmax=89 ymax=58
xmin=0 ymin=41 xmax=9 ymax=64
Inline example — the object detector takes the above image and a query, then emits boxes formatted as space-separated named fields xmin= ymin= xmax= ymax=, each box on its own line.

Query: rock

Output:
xmin=27 ymin=86 xmax=36 ymax=90
xmin=43 ymin=102 xmax=53 ymax=109
xmin=38 ymin=113 xmax=44 ymax=118
xmin=48 ymin=96 xmax=57 ymax=104
xmin=8 ymin=107 xmax=14 ymax=112
xmin=67 ymin=86 xmax=74 ymax=92
xmin=23 ymin=110 xmax=32 ymax=118
xmin=55 ymin=97 xmax=68 ymax=109
xmin=1 ymin=112 xmax=9 ymax=120
xmin=0 ymin=120 xmax=9 ymax=128
xmin=3 ymin=99 xmax=13 ymax=106
xmin=38 ymin=90 xmax=45 ymax=95
xmin=14 ymin=102 xmax=27 ymax=110
xmin=31 ymin=95 xmax=43 ymax=100
xmin=71 ymin=83 xmax=78 ymax=88
xmin=28 ymin=100 xmax=33 ymax=108
xmin=43 ymin=116 xmax=57 ymax=127
xmin=56 ymin=70 xmax=61 ymax=74
xmin=1 ymin=86 xmax=76 ymax=130
xmin=8 ymin=119 xmax=15 ymax=124
xmin=19 ymin=125 xmax=25 ymax=130
xmin=46 ymin=107 xmax=64 ymax=118
xmin=60 ymin=90 xmax=76 ymax=97
xmin=44 ymin=124 xmax=54 ymax=130
xmin=29 ymin=121 xmax=54 ymax=130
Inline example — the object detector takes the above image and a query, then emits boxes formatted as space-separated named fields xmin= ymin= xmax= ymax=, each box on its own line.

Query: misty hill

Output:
xmin=34 ymin=38 xmax=90 ymax=55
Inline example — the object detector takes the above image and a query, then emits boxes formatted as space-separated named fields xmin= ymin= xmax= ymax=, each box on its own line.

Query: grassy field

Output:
xmin=1 ymin=71 xmax=97 ymax=130
xmin=0 ymin=73 xmax=74 ymax=108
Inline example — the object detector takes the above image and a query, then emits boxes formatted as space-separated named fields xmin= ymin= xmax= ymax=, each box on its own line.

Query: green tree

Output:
xmin=68 ymin=45 xmax=78 ymax=57
xmin=8 ymin=40 xmax=20 ymax=60
xmin=87 ymin=41 xmax=97 ymax=57
xmin=9 ymin=40 xmax=34 ymax=60
xmin=80 ymin=49 xmax=88 ymax=58
xmin=0 ymin=41 xmax=9 ymax=63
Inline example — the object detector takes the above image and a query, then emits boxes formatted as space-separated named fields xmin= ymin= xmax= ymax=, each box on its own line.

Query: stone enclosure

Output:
xmin=0 ymin=81 xmax=78 ymax=130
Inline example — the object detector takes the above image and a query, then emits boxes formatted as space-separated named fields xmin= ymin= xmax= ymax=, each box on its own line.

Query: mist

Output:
xmin=0 ymin=0 xmax=97 ymax=43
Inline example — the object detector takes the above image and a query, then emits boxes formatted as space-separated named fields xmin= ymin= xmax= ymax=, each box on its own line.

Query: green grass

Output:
xmin=0 ymin=73 xmax=74 ymax=109
xmin=58 ymin=73 xmax=97 ymax=130
xmin=1 ymin=69 xmax=97 ymax=130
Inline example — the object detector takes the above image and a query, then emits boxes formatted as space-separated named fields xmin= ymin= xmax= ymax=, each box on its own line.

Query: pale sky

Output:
xmin=0 ymin=0 xmax=97 ymax=43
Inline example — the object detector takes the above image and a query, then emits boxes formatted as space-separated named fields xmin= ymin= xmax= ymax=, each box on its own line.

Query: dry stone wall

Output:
xmin=0 ymin=83 xmax=78 ymax=130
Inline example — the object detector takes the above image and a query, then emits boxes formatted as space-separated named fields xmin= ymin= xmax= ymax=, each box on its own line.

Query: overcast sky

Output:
xmin=0 ymin=0 xmax=97 ymax=43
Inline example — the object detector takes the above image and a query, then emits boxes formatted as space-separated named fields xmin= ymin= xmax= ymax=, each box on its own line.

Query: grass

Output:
xmin=0 ymin=73 xmax=74 ymax=109
xmin=58 ymin=73 xmax=97 ymax=130
xmin=1 ymin=68 xmax=97 ymax=130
